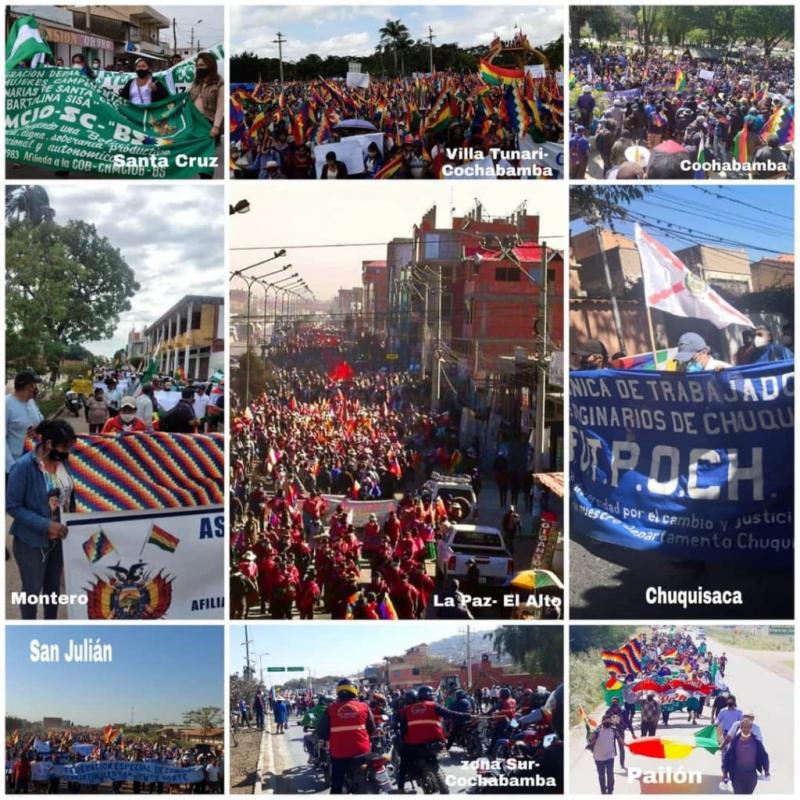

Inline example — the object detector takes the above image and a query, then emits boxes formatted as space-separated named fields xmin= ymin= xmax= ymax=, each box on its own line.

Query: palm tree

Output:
xmin=378 ymin=19 xmax=410 ymax=76
xmin=5 ymin=185 xmax=55 ymax=226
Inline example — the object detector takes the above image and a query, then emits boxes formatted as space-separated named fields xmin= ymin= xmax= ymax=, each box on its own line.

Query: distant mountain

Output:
xmin=427 ymin=632 xmax=513 ymax=666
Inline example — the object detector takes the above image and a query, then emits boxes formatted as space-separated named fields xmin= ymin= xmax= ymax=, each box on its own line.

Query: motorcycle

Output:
xmin=65 ymin=390 xmax=83 ymax=417
xmin=467 ymin=734 xmax=563 ymax=795
xmin=447 ymin=716 xmax=486 ymax=759
xmin=317 ymin=742 xmax=392 ymax=794
xmin=391 ymin=738 xmax=450 ymax=794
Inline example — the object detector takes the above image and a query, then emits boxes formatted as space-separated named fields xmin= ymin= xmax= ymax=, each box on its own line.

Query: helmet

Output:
xmin=336 ymin=678 xmax=359 ymax=700
xmin=404 ymin=689 xmax=419 ymax=705
xmin=417 ymin=685 xmax=434 ymax=701
xmin=455 ymin=689 xmax=467 ymax=700
xmin=372 ymin=692 xmax=386 ymax=706
xmin=499 ymin=688 xmax=511 ymax=700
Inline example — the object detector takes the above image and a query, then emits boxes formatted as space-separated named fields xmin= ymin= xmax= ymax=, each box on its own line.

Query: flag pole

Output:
xmin=139 ymin=521 xmax=154 ymax=558
xmin=644 ymin=289 xmax=660 ymax=370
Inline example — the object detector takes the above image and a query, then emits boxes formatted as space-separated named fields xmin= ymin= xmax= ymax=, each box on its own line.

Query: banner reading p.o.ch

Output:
xmin=52 ymin=760 xmax=203 ymax=785
xmin=6 ymin=67 xmax=215 ymax=177
xmin=63 ymin=506 xmax=224 ymax=620
xmin=569 ymin=362 xmax=793 ymax=567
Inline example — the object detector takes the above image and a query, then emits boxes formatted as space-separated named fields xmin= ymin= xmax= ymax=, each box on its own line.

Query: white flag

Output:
xmin=634 ymin=224 xmax=754 ymax=329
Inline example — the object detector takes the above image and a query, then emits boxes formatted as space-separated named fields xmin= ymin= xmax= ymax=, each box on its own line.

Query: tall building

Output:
xmin=144 ymin=295 xmax=224 ymax=381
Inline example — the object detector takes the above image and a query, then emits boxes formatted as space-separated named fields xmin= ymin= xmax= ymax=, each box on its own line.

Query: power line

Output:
xmin=231 ymin=234 xmax=565 ymax=251
xmin=692 ymin=186 xmax=794 ymax=222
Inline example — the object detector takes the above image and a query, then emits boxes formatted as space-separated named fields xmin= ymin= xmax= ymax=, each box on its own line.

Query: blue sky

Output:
xmin=231 ymin=5 xmax=564 ymax=59
xmin=229 ymin=622 xmax=506 ymax=679
xmin=571 ymin=185 xmax=794 ymax=260
xmin=7 ymin=627 xmax=223 ymax=727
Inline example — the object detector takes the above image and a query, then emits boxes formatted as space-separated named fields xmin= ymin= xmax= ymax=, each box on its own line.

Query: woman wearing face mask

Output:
xmin=120 ymin=58 xmax=169 ymax=106
xmin=189 ymin=52 xmax=224 ymax=178
xmin=101 ymin=396 xmax=147 ymax=434
xmin=7 ymin=419 xmax=77 ymax=620
xmin=70 ymin=54 xmax=95 ymax=79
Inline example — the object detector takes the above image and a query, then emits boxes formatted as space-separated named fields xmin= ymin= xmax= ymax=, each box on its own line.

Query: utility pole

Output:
xmin=431 ymin=266 xmax=442 ymax=412
xmin=591 ymin=216 xmax=624 ymax=353
xmin=427 ymin=26 xmax=436 ymax=74
xmin=274 ymin=32 xmax=287 ymax=87
xmin=242 ymin=626 xmax=253 ymax=679
xmin=533 ymin=241 xmax=548 ymax=474
xmin=172 ymin=18 xmax=177 ymax=57
xmin=466 ymin=624 xmax=472 ymax=687
xmin=190 ymin=26 xmax=194 ymax=51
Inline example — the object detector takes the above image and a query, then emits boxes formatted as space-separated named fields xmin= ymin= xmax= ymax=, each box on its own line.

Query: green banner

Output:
xmin=6 ymin=66 xmax=216 ymax=178
xmin=96 ymin=43 xmax=225 ymax=96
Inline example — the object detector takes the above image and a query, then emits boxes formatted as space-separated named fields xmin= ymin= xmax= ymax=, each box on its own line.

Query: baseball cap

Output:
xmin=14 ymin=369 xmax=42 ymax=389
xmin=676 ymin=332 xmax=708 ymax=362
xmin=574 ymin=339 xmax=608 ymax=358
xmin=120 ymin=396 xmax=137 ymax=410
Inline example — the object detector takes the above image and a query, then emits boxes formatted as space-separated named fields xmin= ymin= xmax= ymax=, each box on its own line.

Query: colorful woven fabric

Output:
xmin=65 ymin=433 xmax=224 ymax=512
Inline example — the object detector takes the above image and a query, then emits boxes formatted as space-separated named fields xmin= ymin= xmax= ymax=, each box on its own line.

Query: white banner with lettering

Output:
xmin=63 ymin=506 xmax=224 ymax=620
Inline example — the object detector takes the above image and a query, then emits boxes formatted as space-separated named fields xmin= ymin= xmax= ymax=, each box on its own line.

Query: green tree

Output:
xmin=570 ymin=626 xmax=638 ymax=653
xmin=182 ymin=706 xmax=223 ymax=736
xmin=634 ymin=5 xmax=662 ymax=58
xmin=570 ymin=185 xmax=651 ymax=226
xmin=6 ymin=221 xmax=139 ymax=383
xmin=233 ymin=350 xmax=268 ymax=403
xmin=5 ymin=185 xmax=55 ymax=226
xmin=734 ymin=6 xmax=794 ymax=60
xmin=488 ymin=626 xmax=563 ymax=677
xmin=378 ymin=19 xmax=411 ymax=76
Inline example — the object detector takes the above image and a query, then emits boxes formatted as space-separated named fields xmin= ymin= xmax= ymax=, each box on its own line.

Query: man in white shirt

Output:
xmin=193 ymin=384 xmax=210 ymax=429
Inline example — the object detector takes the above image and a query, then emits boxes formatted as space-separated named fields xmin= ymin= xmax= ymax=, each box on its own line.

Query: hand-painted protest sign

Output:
xmin=525 ymin=64 xmax=546 ymax=79
xmin=63 ymin=505 xmax=224 ymax=620
xmin=6 ymin=67 xmax=214 ymax=177
xmin=313 ymin=132 xmax=384 ymax=177
xmin=96 ymin=43 xmax=224 ymax=95
xmin=698 ymin=69 xmax=716 ymax=81
xmin=52 ymin=760 xmax=203 ymax=784
xmin=569 ymin=362 xmax=793 ymax=567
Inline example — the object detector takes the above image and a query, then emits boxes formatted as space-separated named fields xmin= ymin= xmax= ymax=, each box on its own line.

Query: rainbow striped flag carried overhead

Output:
xmin=147 ymin=523 xmax=180 ymax=553
xmin=674 ymin=69 xmax=686 ymax=92
xmin=82 ymin=529 xmax=115 ymax=564
xmin=479 ymin=58 xmax=525 ymax=87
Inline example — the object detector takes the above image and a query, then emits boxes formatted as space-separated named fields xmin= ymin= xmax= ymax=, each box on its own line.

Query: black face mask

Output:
xmin=195 ymin=67 xmax=209 ymax=79
xmin=136 ymin=69 xmax=150 ymax=79
xmin=50 ymin=450 xmax=70 ymax=463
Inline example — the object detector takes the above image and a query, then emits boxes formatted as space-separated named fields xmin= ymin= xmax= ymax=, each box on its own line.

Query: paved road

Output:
xmin=569 ymin=635 xmax=794 ymax=794
xmin=569 ymin=532 xmax=793 ymax=619
xmin=271 ymin=715 xmax=477 ymax=794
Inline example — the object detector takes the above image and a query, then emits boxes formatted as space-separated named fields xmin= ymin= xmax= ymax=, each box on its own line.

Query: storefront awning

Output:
xmin=40 ymin=22 xmax=114 ymax=51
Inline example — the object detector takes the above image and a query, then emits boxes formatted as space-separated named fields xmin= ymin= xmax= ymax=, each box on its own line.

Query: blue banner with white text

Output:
xmin=569 ymin=362 xmax=793 ymax=567
xmin=51 ymin=760 xmax=203 ymax=784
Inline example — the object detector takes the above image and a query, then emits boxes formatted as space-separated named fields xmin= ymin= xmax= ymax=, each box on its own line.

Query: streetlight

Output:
xmin=230 ymin=250 xmax=287 ymax=280
xmin=229 ymin=199 xmax=251 ymax=215
xmin=260 ymin=274 xmax=299 ymax=352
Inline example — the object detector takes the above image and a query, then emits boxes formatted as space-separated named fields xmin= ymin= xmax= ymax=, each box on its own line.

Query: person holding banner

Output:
xmin=120 ymin=58 xmax=169 ymax=106
xmin=190 ymin=52 xmax=225 ymax=170
xmin=7 ymin=419 xmax=76 ymax=620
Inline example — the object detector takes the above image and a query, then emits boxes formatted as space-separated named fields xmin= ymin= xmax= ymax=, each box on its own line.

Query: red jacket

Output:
xmin=400 ymin=701 xmax=444 ymax=745
xmin=327 ymin=700 xmax=372 ymax=759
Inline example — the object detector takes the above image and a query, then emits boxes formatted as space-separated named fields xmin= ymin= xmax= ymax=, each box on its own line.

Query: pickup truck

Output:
xmin=436 ymin=524 xmax=514 ymax=586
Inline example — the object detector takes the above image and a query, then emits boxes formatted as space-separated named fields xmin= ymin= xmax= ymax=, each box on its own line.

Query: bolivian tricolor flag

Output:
xmin=479 ymin=58 xmax=525 ymax=87
xmin=147 ymin=523 xmax=180 ymax=553
xmin=627 ymin=725 xmax=721 ymax=759
xmin=674 ymin=69 xmax=686 ymax=92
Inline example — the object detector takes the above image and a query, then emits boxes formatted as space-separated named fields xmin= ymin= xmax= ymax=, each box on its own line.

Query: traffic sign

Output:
xmin=267 ymin=667 xmax=286 ymax=672
xmin=287 ymin=667 xmax=304 ymax=672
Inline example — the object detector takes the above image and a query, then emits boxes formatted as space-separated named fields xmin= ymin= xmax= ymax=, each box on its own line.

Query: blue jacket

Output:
xmin=7 ymin=451 xmax=75 ymax=548
xmin=722 ymin=732 xmax=769 ymax=780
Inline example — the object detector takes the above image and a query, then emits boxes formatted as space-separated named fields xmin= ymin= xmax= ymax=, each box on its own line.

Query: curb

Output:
xmin=254 ymin=720 xmax=276 ymax=794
